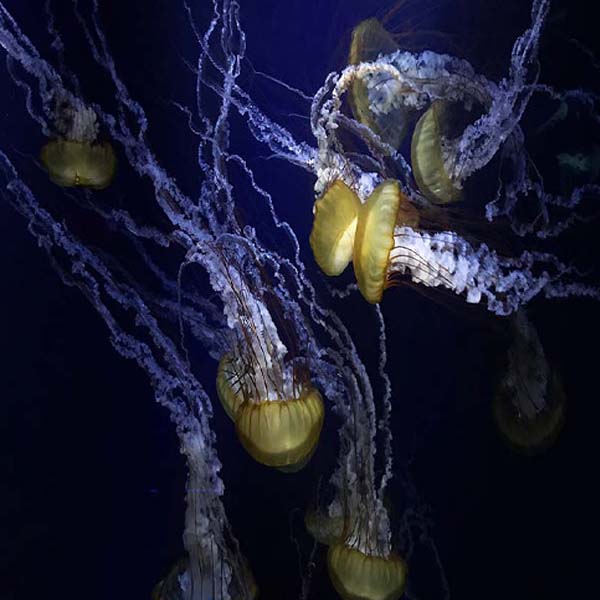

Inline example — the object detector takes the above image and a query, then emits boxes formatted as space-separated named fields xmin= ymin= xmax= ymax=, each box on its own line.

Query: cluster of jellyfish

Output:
xmin=1 ymin=0 xmax=598 ymax=598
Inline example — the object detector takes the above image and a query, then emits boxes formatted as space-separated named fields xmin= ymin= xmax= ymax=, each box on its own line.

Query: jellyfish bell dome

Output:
xmin=310 ymin=179 xmax=362 ymax=276
xmin=40 ymin=139 xmax=117 ymax=190
xmin=216 ymin=353 xmax=324 ymax=470
xmin=327 ymin=542 xmax=408 ymax=600
xmin=235 ymin=384 xmax=324 ymax=470
xmin=353 ymin=180 xmax=419 ymax=304
xmin=41 ymin=95 xmax=117 ymax=190
xmin=348 ymin=18 xmax=414 ymax=149
xmin=411 ymin=101 xmax=464 ymax=204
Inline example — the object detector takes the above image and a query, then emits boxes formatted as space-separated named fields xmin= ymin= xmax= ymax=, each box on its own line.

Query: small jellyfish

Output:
xmin=305 ymin=476 xmax=408 ymax=598
xmin=303 ymin=442 xmax=407 ymax=598
xmin=328 ymin=542 xmax=408 ymax=600
xmin=217 ymin=352 xmax=324 ymax=471
xmin=493 ymin=310 xmax=566 ymax=454
xmin=411 ymin=101 xmax=464 ymax=204
xmin=40 ymin=97 xmax=116 ymax=189
xmin=348 ymin=19 xmax=415 ymax=150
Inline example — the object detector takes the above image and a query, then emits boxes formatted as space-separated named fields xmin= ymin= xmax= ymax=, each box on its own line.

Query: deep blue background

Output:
xmin=1 ymin=1 xmax=599 ymax=598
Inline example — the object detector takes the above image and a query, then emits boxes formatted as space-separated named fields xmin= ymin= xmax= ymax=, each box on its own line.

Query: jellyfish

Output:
xmin=302 ymin=434 xmax=408 ymax=600
xmin=212 ymin=252 xmax=325 ymax=471
xmin=328 ymin=543 xmax=408 ymax=600
xmin=410 ymin=100 xmax=465 ymax=204
xmin=0 ymin=4 xmax=116 ymax=190
xmin=309 ymin=179 xmax=362 ymax=277
xmin=40 ymin=95 xmax=117 ymax=189
xmin=218 ymin=353 xmax=324 ymax=472
xmin=493 ymin=310 xmax=566 ymax=454
xmin=348 ymin=18 xmax=416 ymax=150
xmin=322 ymin=429 xmax=408 ymax=600
xmin=304 ymin=474 xmax=408 ymax=600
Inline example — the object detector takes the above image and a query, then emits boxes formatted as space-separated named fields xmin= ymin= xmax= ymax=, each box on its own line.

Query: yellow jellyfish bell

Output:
xmin=216 ymin=355 xmax=324 ymax=470
xmin=40 ymin=139 xmax=117 ymax=190
xmin=310 ymin=180 xmax=362 ymax=276
xmin=411 ymin=101 xmax=462 ymax=204
xmin=353 ymin=180 xmax=419 ymax=304
xmin=328 ymin=543 xmax=408 ymax=600
xmin=235 ymin=386 xmax=324 ymax=469
xmin=348 ymin=19 xmax=412 ymax=149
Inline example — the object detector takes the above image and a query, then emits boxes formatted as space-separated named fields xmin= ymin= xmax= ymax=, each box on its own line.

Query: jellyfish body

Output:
xmin=40 ymin=97 xmax=116 ymax=189
xmin=353 ymin=179 xmax=418 ymax=304
xmin=235 ymin=385 xmax=324 ymax=469
xmin=493 ymin=311 xmax=566 ymax=454
xmin=40 ymin=139 xmax=117 ymax=190
xmin=411 ymin=101 xmax=463 ymax=204
xmin=217 ymin=354 xmax=324 ymax=470
xmin=310 ymin=180 xmax=362 ymax=276
xmin=348 ymin=19 xmax=414 ymax=149
xmin=328 ymin=543 xmax=408 ymax=600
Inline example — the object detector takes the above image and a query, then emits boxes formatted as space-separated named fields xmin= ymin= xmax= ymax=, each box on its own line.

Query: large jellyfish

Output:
xmin=212 ymin=251 xmax=325 ymax=471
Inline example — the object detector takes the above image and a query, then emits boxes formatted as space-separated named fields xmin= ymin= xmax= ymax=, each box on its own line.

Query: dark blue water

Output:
xmin=1 ymin=1 xmax=599 ymax=599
